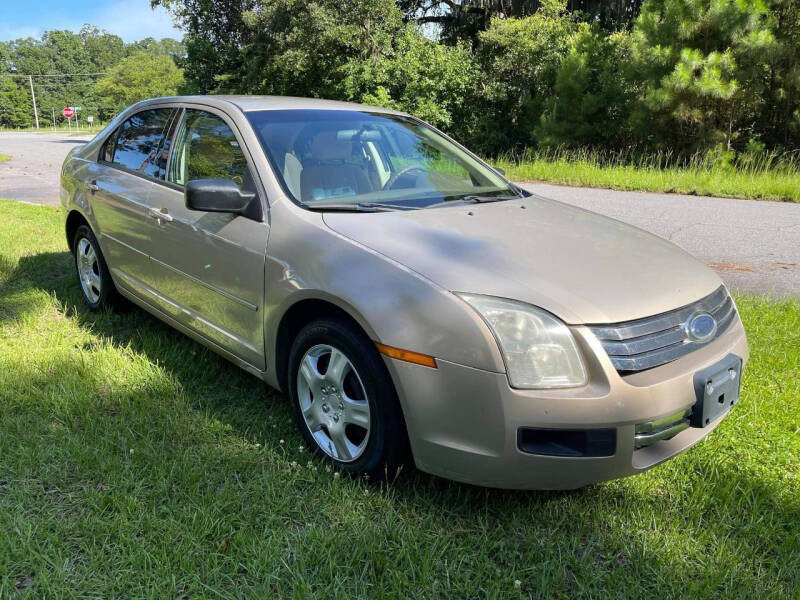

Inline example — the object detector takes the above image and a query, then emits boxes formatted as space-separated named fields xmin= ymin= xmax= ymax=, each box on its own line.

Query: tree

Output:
xmin=630 ymin=0 xmax=776 ymax=153
xmin=152 ymin=0 xmax=257 ymax=93
xmin=476 ymin=0 xmax=583 ymax=152
xmin=2 ymin=27 xmax=185 ymax=125
xmin=80 ymin=25 xmax=126 ymax=71
xmin=537 ymin=29 xmax=636 ymax=149
xmin=41 ymin=30 xmax=97 ymax=116
xmin=95 ymin=51 xmax=184 ymax=113
xmin=126 ymin=36 xmax=186 ymax=65
xmin=399 ymin=0 xmax=643 ymax=42
xmin=756 ymin=0 xmax=800 ymax=149
xmin=340 ymin=28 xmax=478 ymax=140
xmin=229 ymin=0 xmax=406 ymax=99
xmin=0 ymin=77 xmax=31 ymax=127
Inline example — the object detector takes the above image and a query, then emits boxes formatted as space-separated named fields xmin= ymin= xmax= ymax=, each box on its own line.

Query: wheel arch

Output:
xmin=65 ymin=209 xmax=91 ymax=252
xmin=271 ymin=294 xmax=381 ymax=395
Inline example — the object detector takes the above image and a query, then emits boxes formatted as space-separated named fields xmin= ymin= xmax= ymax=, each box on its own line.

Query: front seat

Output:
xmin=300 ymin=130 xmax=372 ymax=202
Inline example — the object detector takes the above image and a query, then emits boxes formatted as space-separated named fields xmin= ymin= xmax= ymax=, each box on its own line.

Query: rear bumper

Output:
xmin=385 ymin=317 xmax=748 ymax=490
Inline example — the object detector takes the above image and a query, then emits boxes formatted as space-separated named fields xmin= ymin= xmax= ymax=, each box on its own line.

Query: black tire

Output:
xmin=288 ymin=317 xmax=410 ymax=480
xmin=72 ymin=224 xmax=119 ymax=311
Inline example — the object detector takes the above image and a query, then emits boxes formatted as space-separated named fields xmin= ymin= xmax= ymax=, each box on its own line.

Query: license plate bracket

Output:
xmin=691 ymin=354 xmax=742 ymax=428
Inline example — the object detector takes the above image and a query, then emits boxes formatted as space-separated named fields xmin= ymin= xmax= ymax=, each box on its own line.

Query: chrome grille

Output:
xmin=589 ymin=286 xmax=736 ymax=373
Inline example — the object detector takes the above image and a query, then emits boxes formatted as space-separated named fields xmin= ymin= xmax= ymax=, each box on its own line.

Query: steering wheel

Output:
xmin=382 ymin=165 xmax=427 ymax=190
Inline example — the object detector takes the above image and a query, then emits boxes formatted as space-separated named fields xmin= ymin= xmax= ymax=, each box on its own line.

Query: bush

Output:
xmin=536 ymin=29 xmax=636 ymax=150
xmin=340 ymin=29 xmax=478 ymax=142
xmin=475 ymin=0 xmax=583 ymax=153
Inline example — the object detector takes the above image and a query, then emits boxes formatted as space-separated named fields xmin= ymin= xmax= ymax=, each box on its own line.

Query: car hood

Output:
xmin=322 ymin=196 xmax=722 ymax=324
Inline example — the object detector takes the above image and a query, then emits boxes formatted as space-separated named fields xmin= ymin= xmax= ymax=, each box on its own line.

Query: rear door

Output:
xmin=88 ymin=107 xmax=175 ymax=292
xmin=141 ymin=107 xmax=269 ymax=370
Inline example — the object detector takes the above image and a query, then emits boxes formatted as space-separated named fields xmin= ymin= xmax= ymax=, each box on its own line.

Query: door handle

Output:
xmin=148 ymin=207 xmax=174 ymax=223
xmin=87 ymin=180 xmax=99 ymax=193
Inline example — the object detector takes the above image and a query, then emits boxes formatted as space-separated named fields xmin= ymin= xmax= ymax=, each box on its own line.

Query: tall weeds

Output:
xmin=495 ymin=147 xmax=800 ymax=202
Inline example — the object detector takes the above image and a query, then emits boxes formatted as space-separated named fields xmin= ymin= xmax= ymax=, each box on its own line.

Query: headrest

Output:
xmin=308 ymin=130 xmax=352 ymax=161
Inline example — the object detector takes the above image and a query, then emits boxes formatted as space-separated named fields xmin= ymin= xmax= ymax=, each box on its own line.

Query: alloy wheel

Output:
xmin=76 ymin=237 xmax=102 ymax=304
xmin=296 ymin=344 xmax=371 ymax=462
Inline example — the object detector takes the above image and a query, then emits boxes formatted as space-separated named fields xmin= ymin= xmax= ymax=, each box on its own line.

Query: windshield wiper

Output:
xmin=459 ymin=194 xmax=521 ymax=204
xmin=358 ymin=202 xmax=422 ymax=211
xmin=305 ymin=202 xmax=420 ymax=212
xmin=425 ymin=194 xmax=522 ymax=209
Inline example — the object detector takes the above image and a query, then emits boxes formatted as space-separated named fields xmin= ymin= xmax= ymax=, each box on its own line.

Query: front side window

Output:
xmin=246 ymin=109 xmax=514 ymax=209
xmin=168 ymin=109 xmax=251 ymax=187
xmin=110 ymin=108 xmax=173 ymax=172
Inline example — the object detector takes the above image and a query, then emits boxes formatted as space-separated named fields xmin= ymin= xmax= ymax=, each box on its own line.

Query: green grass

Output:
xmin=497 ymin=148 xmax=800 ymax=203
xmin=1 ymin=199 xmax=798 ymax=598
xmin=0 ymin=153 xmax=10 ymax=162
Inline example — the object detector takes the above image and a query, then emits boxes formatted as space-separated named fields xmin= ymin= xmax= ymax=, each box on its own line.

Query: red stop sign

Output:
xmin=62 ymin=107 xmax=74 ymax=119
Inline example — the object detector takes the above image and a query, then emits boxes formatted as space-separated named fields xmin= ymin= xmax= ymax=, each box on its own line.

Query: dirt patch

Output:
xmin=708 ymin=262 xmax=755 ymax=272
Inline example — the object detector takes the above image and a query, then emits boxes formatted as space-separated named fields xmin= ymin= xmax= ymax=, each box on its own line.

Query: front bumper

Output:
xmin=385 ymin=316 xmax=748 ymax=490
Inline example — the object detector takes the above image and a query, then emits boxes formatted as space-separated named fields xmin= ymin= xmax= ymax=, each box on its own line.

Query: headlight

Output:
xmin=458 ymin=294 xmax=587 ymax=389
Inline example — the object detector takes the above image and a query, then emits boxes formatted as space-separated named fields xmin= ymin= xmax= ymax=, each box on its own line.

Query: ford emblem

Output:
xmin=685 ymin=312 xmax=717 ymax=342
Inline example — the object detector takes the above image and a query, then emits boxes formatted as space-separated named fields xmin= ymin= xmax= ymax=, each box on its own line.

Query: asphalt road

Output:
xmin=0 ymin=132 xmax=93 ymax=204
xmin=1 ymin=132 xmax=798 ymax=297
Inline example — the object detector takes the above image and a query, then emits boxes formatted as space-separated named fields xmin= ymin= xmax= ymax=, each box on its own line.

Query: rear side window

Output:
xmin=168 ymin=109 xmax=250 ymax=187
xmin=111 ymin=108 xmax=173 ymax=172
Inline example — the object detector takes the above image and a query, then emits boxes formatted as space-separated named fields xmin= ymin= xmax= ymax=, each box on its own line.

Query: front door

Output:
xmin=142 ymin=108 xmax=269 ymax=370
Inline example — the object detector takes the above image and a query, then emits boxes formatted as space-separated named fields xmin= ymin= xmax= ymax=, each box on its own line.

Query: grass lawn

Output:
xmin=0 ymin=199 xmax=798 ymax=598
xmin=497 ymin=153 xmax=800 ymax=203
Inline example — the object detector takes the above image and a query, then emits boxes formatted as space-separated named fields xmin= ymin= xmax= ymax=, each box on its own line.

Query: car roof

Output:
xmin=141 ymin=95 xmax=408 ymax=116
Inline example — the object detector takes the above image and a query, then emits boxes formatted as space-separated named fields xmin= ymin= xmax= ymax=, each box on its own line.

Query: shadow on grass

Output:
xmin=3 ymin=249 xmax=798 ymax=596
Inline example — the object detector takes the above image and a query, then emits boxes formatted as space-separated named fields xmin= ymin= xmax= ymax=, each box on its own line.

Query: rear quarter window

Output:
xmin=101 ymin=130 xmax=117 ymax=163
xmin=110 ymin=108 xmax=173 ymax=172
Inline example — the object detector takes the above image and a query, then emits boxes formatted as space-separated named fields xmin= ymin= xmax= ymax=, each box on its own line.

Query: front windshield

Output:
xmin=246 ymin=109 xmax=515 ymax=209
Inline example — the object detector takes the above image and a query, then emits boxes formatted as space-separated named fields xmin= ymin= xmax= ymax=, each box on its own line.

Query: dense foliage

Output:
xmin=3 ymin=0 xmax=799 ymax=161
xmin=0 ymin=27 xmax=184 ymax=125
xmin=151 ymin=0 xmax=800 ymax=160
xmin=95 ymin=52 xmax=184 ymax=113
xmin=398 ymin=0 xmax=644 ymax=42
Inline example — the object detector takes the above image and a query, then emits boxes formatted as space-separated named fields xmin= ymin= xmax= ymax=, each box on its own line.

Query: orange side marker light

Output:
xmin=375 ymin=342 xmax=437 ymax=368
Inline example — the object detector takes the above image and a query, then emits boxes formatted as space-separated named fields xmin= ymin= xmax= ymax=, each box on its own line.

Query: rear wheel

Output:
xmin=288 ymin=317 xmax=410 ymax=480
xmin=73 ymin=224 xmax=119 ymax=310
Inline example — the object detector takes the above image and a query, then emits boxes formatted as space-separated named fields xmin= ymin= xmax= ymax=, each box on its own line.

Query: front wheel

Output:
xmin=288 ymin=318 xmax=410 ymax=480
xmin=72 ymin=224 xmax=119 ymax=311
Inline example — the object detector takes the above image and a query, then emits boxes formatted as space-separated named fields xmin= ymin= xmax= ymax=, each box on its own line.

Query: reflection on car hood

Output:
xmin=322 ymin=195 xmax=723 ymax=324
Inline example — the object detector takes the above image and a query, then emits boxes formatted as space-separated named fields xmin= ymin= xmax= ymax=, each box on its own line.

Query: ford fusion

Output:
xmin=61 ymin=96 xmax=748 ymax=489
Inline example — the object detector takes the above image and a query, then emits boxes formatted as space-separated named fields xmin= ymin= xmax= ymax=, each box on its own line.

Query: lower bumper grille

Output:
xmin=589 ymin=286 xmax=737 ymax=374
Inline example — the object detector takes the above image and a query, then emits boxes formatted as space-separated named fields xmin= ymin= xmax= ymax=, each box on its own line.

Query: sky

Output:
xmin=1 ymin=0 xmax=183 ymax=42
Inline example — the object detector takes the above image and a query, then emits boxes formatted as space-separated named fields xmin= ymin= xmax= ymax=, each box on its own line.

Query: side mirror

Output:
xmin=493 ymin=166 xmax=506 ymax=176
xmin=185 ymin=178 xmax=257 ymax=215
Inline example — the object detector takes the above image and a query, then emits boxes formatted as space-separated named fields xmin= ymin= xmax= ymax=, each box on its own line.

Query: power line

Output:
xmin=1 ymin=72 xmax=111 ymax=129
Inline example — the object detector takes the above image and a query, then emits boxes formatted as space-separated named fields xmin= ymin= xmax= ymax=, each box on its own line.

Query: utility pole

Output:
xmin=28 ymin=75 xmax=40 ymax=129
xmin=51 ymin=107 xmax=56 ymax=131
